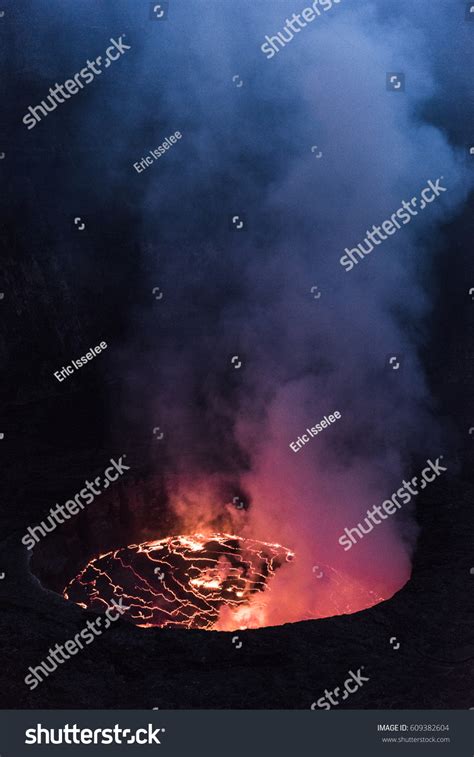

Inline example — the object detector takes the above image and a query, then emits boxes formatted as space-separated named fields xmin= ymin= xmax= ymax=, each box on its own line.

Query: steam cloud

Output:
xmin=28 ymin=0 xmax=472 ymax=623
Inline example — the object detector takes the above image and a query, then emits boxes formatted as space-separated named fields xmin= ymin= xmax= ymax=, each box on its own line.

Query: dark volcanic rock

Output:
xmin=0 ymin=469 xmax=472 ymax=709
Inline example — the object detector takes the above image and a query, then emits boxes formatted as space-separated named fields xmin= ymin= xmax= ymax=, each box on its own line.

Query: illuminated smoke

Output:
xmin=36 ymin=1 xmax=471 ymax=625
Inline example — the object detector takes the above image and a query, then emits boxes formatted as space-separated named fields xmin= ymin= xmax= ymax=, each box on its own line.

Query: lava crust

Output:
xmin=64 ymin=533 xmax=294 ymax=630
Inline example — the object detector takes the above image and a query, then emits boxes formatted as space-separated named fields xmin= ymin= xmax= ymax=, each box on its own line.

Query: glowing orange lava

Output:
xmin=63 ymin=533 xmax=294 ymax=630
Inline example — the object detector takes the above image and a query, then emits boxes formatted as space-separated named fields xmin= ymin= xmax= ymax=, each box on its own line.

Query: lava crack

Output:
xmin=63 ymin=533 xmax=294 ymax=630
